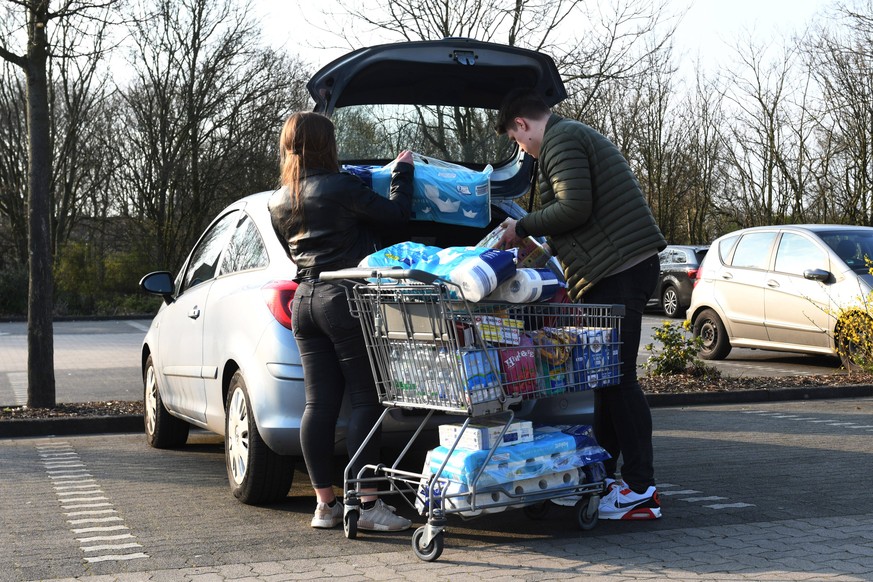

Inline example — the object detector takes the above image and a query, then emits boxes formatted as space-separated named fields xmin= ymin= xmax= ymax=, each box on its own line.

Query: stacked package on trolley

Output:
xmin=416 ymin=424 xmax=609 ymax=516
xmin=472 ymin=314 xmax=621 ymax=398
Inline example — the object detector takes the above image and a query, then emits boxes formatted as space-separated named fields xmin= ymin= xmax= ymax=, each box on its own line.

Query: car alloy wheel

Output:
xmin=662 ymin=286 xmax=680 ymax=318
xmin=224 ymin=370 xmax=295 ymax=504
xmin=143 ymin=354 xmax=190 ymax=448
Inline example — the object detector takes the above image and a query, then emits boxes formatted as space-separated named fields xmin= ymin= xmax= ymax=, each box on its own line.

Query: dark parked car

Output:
xmin=648 ymin=245 xmax=709 ymax=318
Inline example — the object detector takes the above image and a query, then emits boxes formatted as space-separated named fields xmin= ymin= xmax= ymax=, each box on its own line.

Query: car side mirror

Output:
xmin=140 ymin=271 xmax=175 ymax=304
xmin=803 ymin=268 xmax=831 ymax=282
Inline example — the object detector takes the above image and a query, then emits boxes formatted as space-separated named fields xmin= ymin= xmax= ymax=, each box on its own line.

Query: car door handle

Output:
xmin=721 ymin=273 xmax=733 ymax=280
xmin=188 ymin=307 xmax=201 ymax=319
xmin=767 ymin=280 xmax=779 ymax=288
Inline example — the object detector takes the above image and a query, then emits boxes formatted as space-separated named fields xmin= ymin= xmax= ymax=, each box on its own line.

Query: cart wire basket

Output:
xmin=319 ymin=268 xmax=624 ymax=561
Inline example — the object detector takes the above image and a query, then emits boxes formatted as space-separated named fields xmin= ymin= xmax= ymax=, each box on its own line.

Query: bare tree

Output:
xmin=0 ymin=0 xmax=118 ymax=407
xmin=0 ymin=62 xmax=28 ymax=266
xmin=717 ymin=34 xmax=801 ymax=227
xmin=805 ymin=1 xmax=873 ymax=225
xmin=115 ymin=0 xmax=311 ymax=272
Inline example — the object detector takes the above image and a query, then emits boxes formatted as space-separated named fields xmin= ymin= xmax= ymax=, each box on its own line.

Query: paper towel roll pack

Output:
xmin=359 ymin=241 xmax=516 ymax=302
xmin=486 ymin=268 xmax=564 ymax=303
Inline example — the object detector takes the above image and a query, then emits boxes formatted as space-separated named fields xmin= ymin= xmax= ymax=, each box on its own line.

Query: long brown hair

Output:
xmin=278 ymin=112 xmax=340 ymax=209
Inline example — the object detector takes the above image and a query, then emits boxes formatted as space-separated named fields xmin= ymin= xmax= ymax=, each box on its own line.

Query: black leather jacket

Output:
xmin=269 ymin=163 xmax=414 ymax=279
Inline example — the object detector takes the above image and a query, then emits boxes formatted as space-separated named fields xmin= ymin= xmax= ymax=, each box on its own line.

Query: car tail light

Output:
xmin=687 ymin=268 xmax=699 ymax=280
xmin=262 ymin=280 xmax=298 ymax=330
xmin=692 ymin=265 xmax=704 ymax=288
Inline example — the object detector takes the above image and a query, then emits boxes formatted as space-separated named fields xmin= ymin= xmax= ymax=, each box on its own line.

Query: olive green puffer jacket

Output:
xmin=516 ymin=114 xmax=666 ymax=301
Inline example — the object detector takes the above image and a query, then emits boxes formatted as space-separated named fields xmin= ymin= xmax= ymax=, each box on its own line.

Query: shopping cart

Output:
xmin=319 ymin=268 xmax=624 ymax=561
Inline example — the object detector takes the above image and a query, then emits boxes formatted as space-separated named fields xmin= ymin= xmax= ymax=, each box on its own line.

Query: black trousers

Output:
xmin=583 ymin=254 xmax=659 ymax=491
xmin=292 ymin=280 xmax=382 ymax=489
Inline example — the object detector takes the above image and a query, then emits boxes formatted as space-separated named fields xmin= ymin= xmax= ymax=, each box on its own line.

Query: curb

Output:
xmin=2 ymin=384 xmax=873 ymax=438
xmin=646 ymin=383 xmax=873 ymax=407
xmin=0 ymin=415 xmax=143 ymax=438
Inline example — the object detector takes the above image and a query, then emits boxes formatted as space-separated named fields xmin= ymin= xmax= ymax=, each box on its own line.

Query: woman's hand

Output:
xmin=396 ymin=150 xmax=414 ymax=165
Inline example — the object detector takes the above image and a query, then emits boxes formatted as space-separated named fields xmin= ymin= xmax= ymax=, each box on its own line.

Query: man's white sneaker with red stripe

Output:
xmin=598 ymin=484 xmax=661 ymax=520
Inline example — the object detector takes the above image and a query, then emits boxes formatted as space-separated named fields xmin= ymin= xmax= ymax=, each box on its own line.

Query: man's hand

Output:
xmin=497 ymin=218 xmax=522 ymax=249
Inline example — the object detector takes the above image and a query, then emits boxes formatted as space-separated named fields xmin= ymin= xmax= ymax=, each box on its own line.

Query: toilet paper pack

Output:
xmin=350 ymin=153 xmax=493 ymax=228
xmin=564 ymin=327 xmax=621 ymax=389
xmin=476 ymin=225 xmax=554 ymax=269
xmin=498 ymin=333 xmax=537 ymax=397
xmin=426 ymin=426 xmax=609 ymax=489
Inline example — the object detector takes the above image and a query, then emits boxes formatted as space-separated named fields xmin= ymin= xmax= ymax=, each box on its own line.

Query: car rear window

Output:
xmin=334 ymin=104 xmax=515 ymax=166
xmin=717 ymin=235 xmax=739 ymax=264
xmin=730 ymin=232 xmax=776 ymax=269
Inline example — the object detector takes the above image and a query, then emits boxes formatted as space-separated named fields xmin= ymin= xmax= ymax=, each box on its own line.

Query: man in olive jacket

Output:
xmin=496 ymin=88 xmax=666 ymax=520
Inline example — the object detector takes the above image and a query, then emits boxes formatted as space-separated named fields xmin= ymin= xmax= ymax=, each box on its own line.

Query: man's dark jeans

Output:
xmin=584 ymin=254 xmax=659 ymax=491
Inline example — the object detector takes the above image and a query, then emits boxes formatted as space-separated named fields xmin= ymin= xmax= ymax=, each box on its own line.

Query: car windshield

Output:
xmin=334 ymin=104 xmax=515 ymax=165
xmin=818 ymin=230 xmax=873 ymax=273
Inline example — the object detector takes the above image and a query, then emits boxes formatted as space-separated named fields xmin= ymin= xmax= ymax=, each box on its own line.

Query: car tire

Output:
xmin=143 ymin=354 xmax=190 ymax=448
xmin=693 ymin=308 xmax=732 ymax=360
xmin=225 ymin=370 xmax=295 ymax=505
xmin=661 ymin=286 xmax=681 ymax=318
xmin=835 ymin=312 xmax=873 ymax=372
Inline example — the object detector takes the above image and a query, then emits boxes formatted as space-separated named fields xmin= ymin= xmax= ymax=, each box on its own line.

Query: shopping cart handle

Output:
xmin=318 ymin=267 xmax=440 ymax=284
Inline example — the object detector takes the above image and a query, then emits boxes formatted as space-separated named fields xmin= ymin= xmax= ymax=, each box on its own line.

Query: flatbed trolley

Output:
xmin=319 ymin=268 xmax=624 ymax=561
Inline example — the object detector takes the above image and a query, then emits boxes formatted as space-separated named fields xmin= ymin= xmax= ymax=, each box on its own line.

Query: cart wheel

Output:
xmin=575 ymin=495 xmax=598 ymax=531
xmin=412 ymin=526 xmax=444 ymax=562
xmin=523 ymin=500 xmax=552 ymax=520
xmin=344 ymin=509 xmax=359 ymax=539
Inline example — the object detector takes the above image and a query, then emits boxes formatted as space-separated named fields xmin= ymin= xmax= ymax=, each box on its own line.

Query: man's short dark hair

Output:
xmin=494 ymin=88 xmax=551 ymax=134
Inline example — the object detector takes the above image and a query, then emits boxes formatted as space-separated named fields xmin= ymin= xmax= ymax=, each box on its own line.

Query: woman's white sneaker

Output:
xmin=358 ymin=499 xmax=412 ymax=531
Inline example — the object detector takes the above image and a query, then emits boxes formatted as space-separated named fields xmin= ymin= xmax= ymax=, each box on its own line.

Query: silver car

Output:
xmin=688 ymin=224 xmax=873 ymax=368
xmin=139 ymin=38 xmax=594 ymax=505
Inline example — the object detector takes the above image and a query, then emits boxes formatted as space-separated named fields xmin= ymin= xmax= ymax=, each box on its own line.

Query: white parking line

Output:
xmin=657 ymin=489 xmax=701 ymax=496
xmin=36 ymin=441 xmax=149 ymax=564
xmin=705 ymin=502 xmax=756 ymax=509
xmin=679 ymin=496 xmax=728 ymax=502
xmin=126 ymin=321 xmax=150 ymax=333
xmin=7 ymin=372 xmax=27 ymax=405
xmin=85 ymin=553 xmax=148 ymax=563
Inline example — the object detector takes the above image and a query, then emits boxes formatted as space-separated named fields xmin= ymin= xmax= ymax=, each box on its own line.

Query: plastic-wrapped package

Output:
xmin=345 ymin=152 xmax=492 ymax=227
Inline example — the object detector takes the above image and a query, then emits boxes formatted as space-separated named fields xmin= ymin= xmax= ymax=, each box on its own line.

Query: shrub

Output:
xmin=0 ymin=264 xmax=28 ymax=316
xmin=644 ymin=319 xmax=718 ymax=378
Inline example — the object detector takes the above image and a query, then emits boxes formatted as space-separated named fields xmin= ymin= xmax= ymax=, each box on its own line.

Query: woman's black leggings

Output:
xmin=292 ymin=279 xmax=382 ymax=489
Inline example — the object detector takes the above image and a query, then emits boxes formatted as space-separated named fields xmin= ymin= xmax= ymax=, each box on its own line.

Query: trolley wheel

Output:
xmin=344 ymin=509 xmax=359 ymax=539
xmin=411 ymin=526 xmax=444 ymax=562
xmin=523 ymin=500 xmax=553 ymax=520
xmin=575 ymin=495 xmax=599 ymax=531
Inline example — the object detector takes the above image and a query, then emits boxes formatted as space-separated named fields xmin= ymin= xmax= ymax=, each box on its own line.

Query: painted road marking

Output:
xmin=37 ymin=441 xmax=148 ymax=564
xmin=7 ymin=372 xmax=26 ymax=405
xmin=705 ymin=502 xmax=756 ymax=509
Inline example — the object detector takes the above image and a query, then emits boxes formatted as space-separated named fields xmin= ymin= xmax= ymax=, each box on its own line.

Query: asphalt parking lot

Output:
xmin=2 ymin=396 xmax=872 ymax=581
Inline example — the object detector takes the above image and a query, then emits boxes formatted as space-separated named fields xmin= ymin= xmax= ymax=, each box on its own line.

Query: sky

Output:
xmin=254 ymin=0 xmax=828 ymax=74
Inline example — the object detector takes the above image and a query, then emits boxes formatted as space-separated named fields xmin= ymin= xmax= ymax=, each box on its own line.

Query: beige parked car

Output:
xmin=688 ymin=224 xmax=873 ymax=368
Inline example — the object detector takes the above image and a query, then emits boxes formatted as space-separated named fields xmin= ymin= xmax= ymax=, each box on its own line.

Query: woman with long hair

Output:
xmin=270 ymin=112 xmax=415 ymax=531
